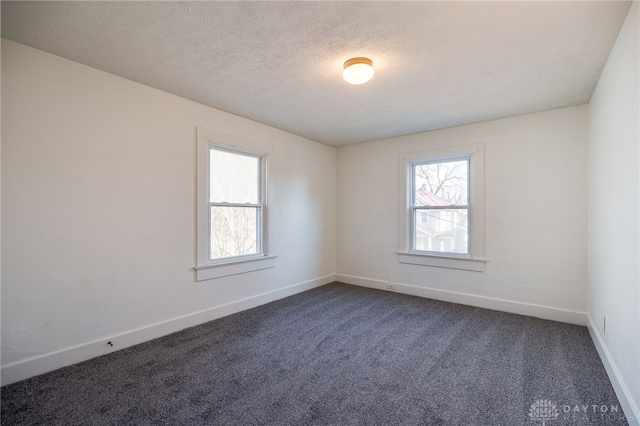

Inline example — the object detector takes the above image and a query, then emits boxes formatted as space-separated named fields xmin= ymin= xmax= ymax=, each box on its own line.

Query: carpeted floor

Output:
xmin=1 ymin=282 xmax=628 ymax=425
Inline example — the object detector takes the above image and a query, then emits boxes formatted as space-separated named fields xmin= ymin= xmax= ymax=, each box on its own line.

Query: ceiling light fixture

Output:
xmin=342 ymin=57 xmax=374 ymax=85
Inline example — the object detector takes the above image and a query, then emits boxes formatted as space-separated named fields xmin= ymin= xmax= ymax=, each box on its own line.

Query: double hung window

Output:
xmin=195 ymin=128 xmax=275 ymax=281
xmin=398 ymin=144 xmax=486 ymax=271
xmin=209 ymin=147 xmax=263 ymax=260
xmin=412 ymin=158 xmax=470 ymax=255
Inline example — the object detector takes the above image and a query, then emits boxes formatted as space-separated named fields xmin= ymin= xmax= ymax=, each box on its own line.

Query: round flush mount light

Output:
xmin=342 ymin=57 xmax=374 ymax=85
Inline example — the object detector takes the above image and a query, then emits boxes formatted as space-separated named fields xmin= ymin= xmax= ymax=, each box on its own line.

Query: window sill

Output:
xmin=397 ymin=251 xmax=487 ymax=272
xmin=195 ymin=254 xmax=277 ymax=281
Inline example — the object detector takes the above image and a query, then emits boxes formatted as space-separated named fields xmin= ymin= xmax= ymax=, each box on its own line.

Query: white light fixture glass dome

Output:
xmin=343 ymin=57 xmax=374 ymax=85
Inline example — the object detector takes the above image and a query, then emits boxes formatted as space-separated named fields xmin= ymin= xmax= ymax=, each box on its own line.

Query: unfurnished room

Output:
xmin=1 ymin=1 xmax=639 ymax=425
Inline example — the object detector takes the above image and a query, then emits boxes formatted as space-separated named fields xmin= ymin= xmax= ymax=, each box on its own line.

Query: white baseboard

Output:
xmin=587 ymin=313 xmax=640 ymax=426
xmin=1 ymin=274 xmax=335 ymax=386
xmin=335 ymin=274 xmax=587 ymax=325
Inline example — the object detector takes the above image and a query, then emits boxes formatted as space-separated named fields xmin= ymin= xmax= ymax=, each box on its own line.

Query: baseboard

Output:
xmin=1 ymin=274 xmax=335 ymax=386
xmin=587 ymin=313 xmax=640 ymax=426
xmin=335 ymin=274 xmax=587 ymax=326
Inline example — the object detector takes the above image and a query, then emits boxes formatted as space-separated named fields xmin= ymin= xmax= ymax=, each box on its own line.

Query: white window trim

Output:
xmin=195 ymin=127 xmax=276 ymax=281
xmin=398 ymin=143 xmax=487 ymax=272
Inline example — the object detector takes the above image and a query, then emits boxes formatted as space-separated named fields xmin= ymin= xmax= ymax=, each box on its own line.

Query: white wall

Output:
xmin=1 ymin=39 xmax=336 ymax=385
xmin=337 ymin=105 xmax=589 ymax=324
xmin=588 ymin=2 xmax=640 ymax=423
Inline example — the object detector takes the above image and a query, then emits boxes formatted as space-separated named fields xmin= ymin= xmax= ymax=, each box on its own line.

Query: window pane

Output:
xmin=210 ymin=206 xmax=259 ymax=260
xmin=414 ymin=160 xmax=468 ymax=206
xmin=414 ymin=208 xmax=468 ymax=254
xmin=210 ymin=148 xmax=259 ymax=203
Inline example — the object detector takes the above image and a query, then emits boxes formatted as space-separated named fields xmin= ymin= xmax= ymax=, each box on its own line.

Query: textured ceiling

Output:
xmin=1 ymin=1 xmax=632 ymax=146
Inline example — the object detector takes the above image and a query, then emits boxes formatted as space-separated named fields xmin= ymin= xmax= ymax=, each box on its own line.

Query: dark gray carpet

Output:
xmin=1 ymin=282 xmax=628 ymax=425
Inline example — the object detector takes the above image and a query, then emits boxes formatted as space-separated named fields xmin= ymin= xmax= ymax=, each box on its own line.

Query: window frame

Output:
xmin=398 ymin=144 xmax=486 ymax=272
xmin=208 ymin=145 xmax=264 ymax=261
xmin=411 ymin=157 xmax=471 ymax=255
xmin=195 ymin=127 xmax=276 ymax=281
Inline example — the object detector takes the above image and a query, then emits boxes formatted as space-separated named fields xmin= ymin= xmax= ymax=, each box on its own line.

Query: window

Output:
xmin=209 ymin=147 xmax=262 ymax=260
xmin=398 ymin=144 xmax=486 ymax=272
xmin=195 ymin=128 xmax=276 ymax=281
xmin=412 ymin=159 xmax=469 ymax=254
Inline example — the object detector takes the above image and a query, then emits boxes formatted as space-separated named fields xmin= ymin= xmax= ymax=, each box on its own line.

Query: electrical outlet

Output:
xmin=387 ymin=274 xmax=395 ymax=291
xmin=602 ymin=316 xmax=606 ymax=334
xmin=386 ymin=283 xmax=394 ymax=291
